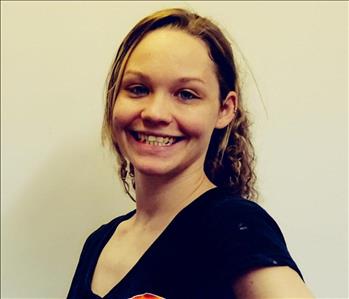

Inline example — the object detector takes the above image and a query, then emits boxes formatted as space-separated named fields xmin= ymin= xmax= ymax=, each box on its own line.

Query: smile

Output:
xmin=129 ymin=131 xmax=184 ymax=147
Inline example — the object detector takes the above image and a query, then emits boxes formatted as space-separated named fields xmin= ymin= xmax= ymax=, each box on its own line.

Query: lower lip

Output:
xmin=127 ymin=132 xmax=184 ymax=155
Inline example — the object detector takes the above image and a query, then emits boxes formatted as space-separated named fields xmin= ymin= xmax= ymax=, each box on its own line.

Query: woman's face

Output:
xmin=112 ymin=28 xmax=233 ymax=179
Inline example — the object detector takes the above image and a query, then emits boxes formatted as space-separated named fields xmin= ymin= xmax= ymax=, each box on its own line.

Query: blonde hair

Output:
xmin=102 ymin=8 xmax=257 ymax=201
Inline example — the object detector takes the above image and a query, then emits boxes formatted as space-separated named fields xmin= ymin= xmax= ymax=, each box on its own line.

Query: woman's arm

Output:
xmin=233 ymin=266 xmax=315 ymax=299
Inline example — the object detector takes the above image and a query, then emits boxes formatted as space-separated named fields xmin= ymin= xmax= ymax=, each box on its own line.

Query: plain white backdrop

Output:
xmin=1 ymin=1 xmax=347 ymax=298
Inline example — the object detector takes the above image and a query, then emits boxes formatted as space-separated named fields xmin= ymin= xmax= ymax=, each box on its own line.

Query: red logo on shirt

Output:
xmin=130 ymin=293 xmax=165 ymax=299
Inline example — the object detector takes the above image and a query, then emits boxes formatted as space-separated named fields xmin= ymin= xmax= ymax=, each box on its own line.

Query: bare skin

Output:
xmin=92 ymin=170 xmax=315 ymax=298
xmin=233 ymin=266 xmax=315 ymax=299
xmin=91 ymin=170 xmax=215 ymax=297
xmin=91 ymin=28 xmax=235 ymax=297
xmin=91 ymin=28 xmax=314 ymax=298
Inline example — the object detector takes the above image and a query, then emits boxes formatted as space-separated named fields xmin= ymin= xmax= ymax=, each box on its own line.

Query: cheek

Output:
xmin=112 ymin=99 xmax=135 ymax=132
xmin=110 ymin=101 xmax=133 ymax=147
xmin=177 ymin=109 xmax=218 ymax=140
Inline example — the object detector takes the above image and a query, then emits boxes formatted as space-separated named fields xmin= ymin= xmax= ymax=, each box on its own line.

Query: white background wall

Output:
xmin=1 ymin=1 xmax=347 ymax=298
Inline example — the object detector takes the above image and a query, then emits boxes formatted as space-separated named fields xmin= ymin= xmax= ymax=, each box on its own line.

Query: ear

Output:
xmin=215 ymin=91 xmax=238 ymax=129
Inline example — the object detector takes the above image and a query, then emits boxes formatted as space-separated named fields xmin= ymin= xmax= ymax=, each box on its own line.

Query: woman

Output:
xmin=67 ymin=8 xmax=314 ymax=299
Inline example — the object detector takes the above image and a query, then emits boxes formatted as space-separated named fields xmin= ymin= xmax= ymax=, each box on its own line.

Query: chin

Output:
xmin=132 ymin=160 xmax=181 ymax=178
xmin=135 ymin=165 xmax=173 ymax=177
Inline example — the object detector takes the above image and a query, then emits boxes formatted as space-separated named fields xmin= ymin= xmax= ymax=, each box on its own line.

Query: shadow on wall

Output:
xmin=2 ymin=139 xmax=133 ymax=298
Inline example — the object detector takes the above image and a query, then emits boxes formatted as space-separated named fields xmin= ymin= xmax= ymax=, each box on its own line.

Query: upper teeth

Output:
xmin=137 ymin=133 xmax=176 ymax=146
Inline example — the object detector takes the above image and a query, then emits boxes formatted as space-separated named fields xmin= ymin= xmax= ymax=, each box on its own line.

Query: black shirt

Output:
xmin=67 ymin=187 xmax=303 ymax=299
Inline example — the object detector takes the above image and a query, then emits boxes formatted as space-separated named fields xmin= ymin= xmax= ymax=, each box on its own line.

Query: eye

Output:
xmin=177 ymin=89 xmax=200 ymax=101
xmin=126 ymin=84 xmax=149 ymax=97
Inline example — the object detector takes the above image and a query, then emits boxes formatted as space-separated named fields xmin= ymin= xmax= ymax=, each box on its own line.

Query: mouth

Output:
xmin=129 ymin=130 xmax=184 ymax=147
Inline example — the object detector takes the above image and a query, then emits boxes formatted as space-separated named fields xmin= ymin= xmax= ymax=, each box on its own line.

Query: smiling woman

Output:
xmin=67 ymin=8 xmax=314 ymax=299
xmin=111 ymin=28 xmax=233 ymax=182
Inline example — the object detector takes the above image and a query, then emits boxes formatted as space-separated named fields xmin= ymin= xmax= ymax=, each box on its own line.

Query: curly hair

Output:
xmin=102 ymin=8 xmax=258 ymax=201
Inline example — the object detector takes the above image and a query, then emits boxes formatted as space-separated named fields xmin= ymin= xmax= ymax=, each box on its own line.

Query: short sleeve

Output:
xmin=209 ymin=198 xmax=304 ymax=283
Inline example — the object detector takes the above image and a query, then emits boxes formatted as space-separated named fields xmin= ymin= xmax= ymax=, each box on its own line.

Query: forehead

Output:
xmin=124 ymin=28 xmax=217 ymax=82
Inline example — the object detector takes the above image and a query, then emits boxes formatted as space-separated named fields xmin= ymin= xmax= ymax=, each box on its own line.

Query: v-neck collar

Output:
xmin=87 ymin=187 xmax=220 ymax=298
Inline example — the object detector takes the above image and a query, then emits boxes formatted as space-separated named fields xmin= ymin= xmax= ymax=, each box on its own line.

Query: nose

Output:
xmin=140 ymin=92 xmax=172 ymax=125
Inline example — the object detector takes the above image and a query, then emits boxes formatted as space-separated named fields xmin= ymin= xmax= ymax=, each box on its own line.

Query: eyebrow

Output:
xmin=123 ymin=70 xmax=206 ymax=85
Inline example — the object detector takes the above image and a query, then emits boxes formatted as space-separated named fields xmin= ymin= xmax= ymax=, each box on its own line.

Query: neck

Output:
xmin=132 ymin=168 xmax=215 ymax=227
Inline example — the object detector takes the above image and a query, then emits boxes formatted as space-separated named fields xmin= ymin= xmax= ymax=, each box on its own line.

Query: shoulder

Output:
xmin=205 ymin=188 xmax=285 ymax=246
xmin=202 ymin=188 xmax=304 ymax=281
xmin=204 ymin=187 xmax=268 ymax=214
xmin=82 ymin=210 xmax=136 ymax=251
xmin=204 ymin=188 xmax=281 ymax=235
